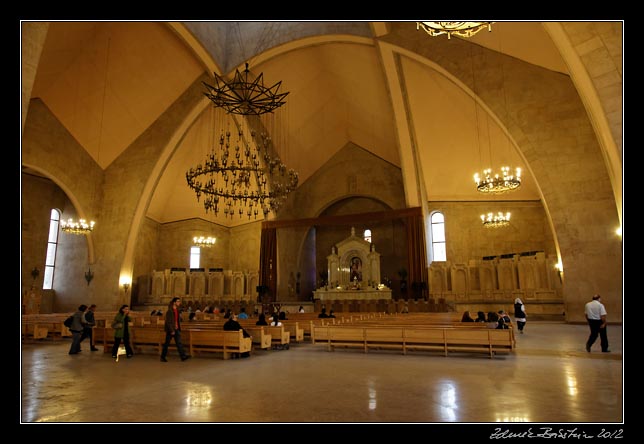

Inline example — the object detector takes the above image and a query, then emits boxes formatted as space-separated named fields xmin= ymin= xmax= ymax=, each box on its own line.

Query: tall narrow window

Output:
xmin=430 ymin=212 xmax=447 ymax=261
xmin=43 ymin=209 xmax=61 ymax=290
xmin=190 ymin=247 xmax=200 ymax=269
xmin=363 ymin=229 xmax=372 ymax=243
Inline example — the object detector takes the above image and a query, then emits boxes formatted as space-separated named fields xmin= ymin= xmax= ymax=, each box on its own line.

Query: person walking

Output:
xmin=160 ymin=297 xmax=191 ymax=362
xmin=111 ymin=305 xmax=134 ymax=359
xmin=80 ymin=304 xmax=99 ymax=351
xmin=68 ymin=304 xmax=88 ymax=355
xmin=513 ymin=298 xmax=527 ymax=334
xmin=585 ymin=294 xmax=609 ymax=353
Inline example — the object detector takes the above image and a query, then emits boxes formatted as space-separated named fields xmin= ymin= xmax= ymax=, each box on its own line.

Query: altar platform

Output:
xmin=313 ymin=288 xmax=392 ymax=301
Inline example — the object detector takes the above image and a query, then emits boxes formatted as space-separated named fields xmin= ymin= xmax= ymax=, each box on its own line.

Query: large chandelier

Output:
xmin=203 ymin=63 xmax=288 ymax=116
xmin=480 ymin=212 xmax=510 ymax=228
xmin=474 ymin=166 xmax=522 ymax=193
xmin=60 ymin=218 xmax=95 ymax=235
xmin=417 ymin=22 xmax=493 ymax=39
xmin=193 ymin=236 xmax=216 ymax=248
xmin=187 ymin=64 xmax=298 ymax=219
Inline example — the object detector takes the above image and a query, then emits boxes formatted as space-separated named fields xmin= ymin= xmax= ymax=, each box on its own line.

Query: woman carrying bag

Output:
xmin=111 ymin=304 xmax=134 ymax=359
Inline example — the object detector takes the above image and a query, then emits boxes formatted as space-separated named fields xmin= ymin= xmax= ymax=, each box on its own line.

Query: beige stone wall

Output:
xmin=275 ymin=142 xmax=408 ymax=301
xmin=229 ymin=222 xmax=262 ymax=272
xmin=428 ymin=201 xmax=556 ymax=263
xmin=381 ymin=24 xmax=622 ymax=322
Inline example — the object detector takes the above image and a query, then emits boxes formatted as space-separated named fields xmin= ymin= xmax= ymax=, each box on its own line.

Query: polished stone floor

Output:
xmin=20 ymin=322 xmax=622 ymax=425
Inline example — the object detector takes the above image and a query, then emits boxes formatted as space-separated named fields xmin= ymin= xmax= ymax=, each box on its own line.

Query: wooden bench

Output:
xmin=265 ymin=326 xmax=291 ymax=349
xmin=131 ymin=328 xmax=164 ymax=355
xmin=280 ymin=321 xmax=304 ymax=343
xmin=188 ymin=329 xmax=252 ymax=359
xmin=243 ymin=326 xmax=272 ymax=350
xmin=312 ymin=325 xmax=514 ymax=358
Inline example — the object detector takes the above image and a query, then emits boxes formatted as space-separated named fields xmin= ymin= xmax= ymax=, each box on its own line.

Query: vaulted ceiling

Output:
xmin=28 ymin=21 xmax=613 ymax=227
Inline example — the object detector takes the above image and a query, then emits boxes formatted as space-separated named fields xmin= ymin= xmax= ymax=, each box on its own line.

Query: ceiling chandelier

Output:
xmin=417 ymin=22 xmax=493 ymax=39
xmin=202 ymin=63 xmax=288 ymax=116
xmin=480 ymin=212 xmax=510 ymax=228
xmin=187 ymin=69 xmax=298 ymax=220
xmin=474 ymin=166 xmax=522 ymax=193
xmin=193 ymin=236 xmax=216 ymax=248
xmin=60 ymin=218 xmax=95 ymax=235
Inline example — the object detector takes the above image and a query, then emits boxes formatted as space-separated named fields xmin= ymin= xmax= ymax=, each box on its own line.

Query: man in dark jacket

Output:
xmin=160 ymin=297 xmax=191 ymax=362
xmin=80 ymin=304 xmax=99 ymax=351
xmin=68 ymin=304 xmax=87 ymax=355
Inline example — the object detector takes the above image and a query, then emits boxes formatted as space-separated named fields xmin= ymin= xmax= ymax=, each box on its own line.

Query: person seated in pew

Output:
xmin=150 ymin=309 xmax=158 ymax=316
xmin=474 ymin=311 xmax=487 ymax=322
xmin=298 ymin=305 xmax=305 ymax=313
xmin=238 ymin=307 xmax=249 ymax=319
xmin=328 ymin=310 xmax=336 ymax=318
xmin=461 ymin=311 xmax=475 ymax=322
xmin=188 ymin=312 xmax=196 ymax=321
xmin=156 ymin=310 xmax=163 ymax=316
xmin=318 ymin=308 xmax=329 ymax=318
xmin=498 ymin=310 xmax=512 ymax=325
xmin=223 ymin=314 xmax=251 ymax=358
xmin=278 ymin=311 xmax=288 ymax=320
xmin=256 ymin=313 xmax=268 ymax=326
xmin=496 ymin=316 xmax=510 ymax=329
xmin=270 ymin=313 xmax=282 ymax=327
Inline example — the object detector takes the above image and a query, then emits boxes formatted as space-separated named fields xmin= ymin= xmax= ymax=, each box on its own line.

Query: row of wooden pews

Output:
xmin=93 ymin=327 xmax=251 ymax=360
xmin=309 ymin=312 xmax=516 ymax=358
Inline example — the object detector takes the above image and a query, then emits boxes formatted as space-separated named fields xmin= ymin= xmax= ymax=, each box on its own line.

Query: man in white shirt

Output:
xmin=584 ymin=294 xmax=609 ymax=353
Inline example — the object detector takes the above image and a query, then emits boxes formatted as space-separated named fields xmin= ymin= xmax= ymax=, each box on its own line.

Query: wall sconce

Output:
xmin=122 ymin=282 xmax=130 ymax=294
xmin=84 ymin=267 xmax=94 ymax=286
xmin=554 ymin=262 xmax=564 ymax=284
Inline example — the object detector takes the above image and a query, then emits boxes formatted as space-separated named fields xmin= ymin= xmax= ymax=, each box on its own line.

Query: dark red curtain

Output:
xmin=406 ymin=214 xmax=429 ymax=299
xmin=259 ymin=227 xmax=277 ymax=299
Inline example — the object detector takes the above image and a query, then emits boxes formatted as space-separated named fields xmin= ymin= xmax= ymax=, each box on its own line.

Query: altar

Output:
xmin=313 ymin=227 xmax=392 ymax=301
xmin=313 ymin=288 xmax=392 ymax=301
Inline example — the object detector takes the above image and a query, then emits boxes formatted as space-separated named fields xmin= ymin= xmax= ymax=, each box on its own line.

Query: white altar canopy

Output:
xmin=314 ymin=227 xmax=392 ymax=301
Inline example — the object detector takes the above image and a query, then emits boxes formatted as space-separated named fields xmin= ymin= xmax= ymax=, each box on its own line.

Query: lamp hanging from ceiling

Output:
xmin=480 ymin=211 xmax=511 ymax=228
xmin=469 ymin=36 xmax=522 ymax=194
xmin=61 ymin=218 xmax=96 ymax=235
xmin=417 ymin=22 xmax=493 ymax=39
xmin=187 ymin=65 xmax=298 ymax=220
xmin=193 ymin=236 xmax=216 ymax=248
xmin=62 ymin=34 xmax=112 ymax=235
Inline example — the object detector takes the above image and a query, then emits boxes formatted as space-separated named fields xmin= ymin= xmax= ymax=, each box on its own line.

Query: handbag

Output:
xmin=111 ymin=321 xmax=124 ymax=329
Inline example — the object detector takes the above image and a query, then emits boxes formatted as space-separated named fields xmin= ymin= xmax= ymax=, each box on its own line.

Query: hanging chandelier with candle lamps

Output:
xmin=417 ymin=22 xmax=493 ymax=39
xmin=61 ymin=218 xmax=96 ymax=235
xmin=186 ymin=67 xmax=298 ymax=220
xmin=193 ymin=236 xmax=216 ymax=248
xmin=480 ymin=211 xmax=511 ymax=228
xmin=474 ymin=166 xmax=522 ymax=194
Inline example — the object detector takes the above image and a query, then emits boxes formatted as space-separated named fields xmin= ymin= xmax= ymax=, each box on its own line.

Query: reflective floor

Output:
xmin=20 ymin=322 xmax=622 ymax=424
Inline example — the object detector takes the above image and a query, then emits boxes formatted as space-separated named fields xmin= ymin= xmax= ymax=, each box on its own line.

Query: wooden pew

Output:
xmin=312 ymin=325 xmax=514 ymax=358
xmin=188 ymin=329 xmax=252 ymax=359
xmin=131 ymin=328 xmax=164 ymax=355
xmin=265 ymin=326 xmax=291 ymax=349
xmin=280 ymin=321 xmax=304 ymax=343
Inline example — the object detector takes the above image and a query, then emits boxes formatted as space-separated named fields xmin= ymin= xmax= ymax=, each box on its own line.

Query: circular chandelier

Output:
xmin=416 ymin=22 xmax=493 ymax=39
xmin=193 ymin=236 xmax=216 ymax=248
xmin=203 ymin=63 xmax=288 ymax=116
xmin=60 ymin=218 xmax=95 ymax=235
xmin=186 ymin=113 xmax=298 ymax=220
xmin=188 ymin=64 xmax=298 ymax=220
xmin=474 ymin=166 xmax=521 ymax=194
xmin=480 ymin=212 xmax=511 ymax=228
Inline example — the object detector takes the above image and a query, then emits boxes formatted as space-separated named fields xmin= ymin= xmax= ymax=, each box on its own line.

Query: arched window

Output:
xmin=430 ymin=212 xmax=446 ymax=261
xmin=43 ymin=209 xmax=61 ymax=290
xmin=190 ymin=247 xmax=200 ymax=269
xmin=363 ymin=229 xmax=372 ymax=243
